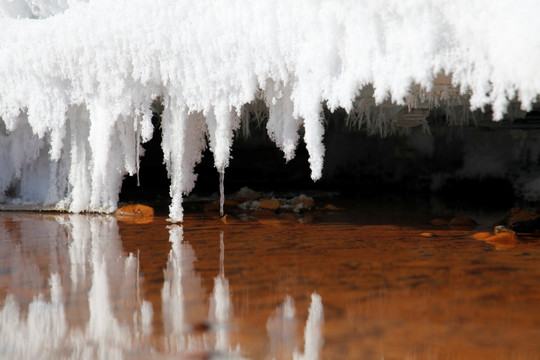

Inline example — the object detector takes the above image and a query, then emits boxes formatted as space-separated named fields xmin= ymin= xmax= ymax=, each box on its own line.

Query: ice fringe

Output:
xmin=0 ymin=0 xmax=539 ymax=221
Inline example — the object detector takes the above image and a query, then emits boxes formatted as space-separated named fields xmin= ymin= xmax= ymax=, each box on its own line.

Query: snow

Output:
xmin=0 ymin=0 xmax=539 ymax=221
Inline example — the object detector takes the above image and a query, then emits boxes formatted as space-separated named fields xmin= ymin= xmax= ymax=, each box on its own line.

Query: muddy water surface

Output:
xmin=1 ymin=207 xmax=540 ymax=359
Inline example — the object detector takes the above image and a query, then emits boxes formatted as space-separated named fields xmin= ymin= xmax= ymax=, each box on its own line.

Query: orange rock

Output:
xmin=484 ymin=232 xmax=517 ymax=250
xmin=115 ymin=204 xmax=154 ymax=217
xmin=257 ymin=199 xmax=281 ymax=211
xmin=430 ymin=218 xmax=448 ymax=226
xmin=115 ymin=204 xmax=154 ymax=224
xmin=471 ymin=232 xmax=491 ymax=240
xmin=419 ymin=232 xmax=434 ymax=237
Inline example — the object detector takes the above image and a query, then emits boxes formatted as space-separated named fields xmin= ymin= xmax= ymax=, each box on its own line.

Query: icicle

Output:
xmin=1 ymin=0 xmax=540 ymax=218
xmin=161 ymin=98 xmax=207 ymax=223
xmin=135 ymin=121 xmax=140 ymax=187
xmin=219 ymin=170 xmax=225 ymax=217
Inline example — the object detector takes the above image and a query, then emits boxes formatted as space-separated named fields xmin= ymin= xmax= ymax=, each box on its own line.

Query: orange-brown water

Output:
xmin=1 ymin=207 xmax=540 ymax=359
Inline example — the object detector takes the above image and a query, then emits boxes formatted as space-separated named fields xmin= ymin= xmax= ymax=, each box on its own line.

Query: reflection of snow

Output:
xmin=210 ymin=231 xmax=232 ymax=353
xmin=0 ymin=215 xmax=324 ymax=359
xmin=0 ymin=274 xmax=67 ymax=359
xmin=0 ymin=215 xmax=153 ymax=359
xmin=294 ymin=293 xmax=324 ymax=360
xmin=267 ymin=293 xmax=324 ymax=360
xmin=267 ymin=296 xmax=298 ymax=360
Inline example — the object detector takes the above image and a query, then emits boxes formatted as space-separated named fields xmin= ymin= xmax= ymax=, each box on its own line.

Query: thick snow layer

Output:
xmin=0 ymin=0 xmax=539 ymax=221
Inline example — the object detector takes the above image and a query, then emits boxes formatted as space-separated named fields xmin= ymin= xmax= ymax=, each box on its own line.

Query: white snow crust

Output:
xmin=0 ymin=0 xmax=539 ymax=221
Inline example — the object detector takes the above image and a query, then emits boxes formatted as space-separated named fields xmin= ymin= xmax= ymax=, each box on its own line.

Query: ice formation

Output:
xmin=0 ymin=0 xmax=539 ymax=221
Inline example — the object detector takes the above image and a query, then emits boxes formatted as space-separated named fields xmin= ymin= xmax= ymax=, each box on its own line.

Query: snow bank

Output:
xmin=0 ymin=0 xmax=539 ymax=221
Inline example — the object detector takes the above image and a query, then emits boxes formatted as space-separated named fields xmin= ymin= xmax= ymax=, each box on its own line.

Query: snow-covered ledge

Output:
xmin=0 ymin=0 xmax=539 ymax=221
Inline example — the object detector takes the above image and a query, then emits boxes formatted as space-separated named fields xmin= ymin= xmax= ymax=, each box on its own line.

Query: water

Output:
xmin=1 ymin=208 xmax=540 ymax=359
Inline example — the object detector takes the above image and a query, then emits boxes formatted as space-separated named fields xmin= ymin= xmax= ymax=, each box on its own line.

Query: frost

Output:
xmin=0 ymin=0 xmax=539 ymax=221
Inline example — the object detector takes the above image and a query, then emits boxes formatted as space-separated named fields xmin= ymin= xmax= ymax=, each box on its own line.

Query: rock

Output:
xmin=321 ymin=204 xmax=341 ymax=211
xmin=237 ymin=199 xmax=259 ymax=211
xmin=252 ymin=209 xmax=277 ymax=219
xmin=253 ymin=208 xmax=281 ymax=226
xmin=257 ymin=198 xmax=281 ymax=211
xmin=298 ymin=214 xmax=314 ymax=224
xmin=293 ymin=196 xmax=315 ymax=212
xmin=494 ymin=225 xmax=515 ymax=235
xmin=237 ymin=213 xmax=254 ymax=222
xmin=484 ymin=232 xmax=517 ymax=250
xmin=430 ymin=218 xmax=448 ymax=226
xmin=471 ymin=232 xmax=491 ymax=240
xmin=115 ymin=204 xmax=154 ymax=217
xmin=449 ymin=217 xmax=477 ymax=228
xmin=498 ymin=208 xmax=540 ymax=233
xmin=419 ymin=232 xmax=434 ymax=237
xmin=115 ymin=204 xmax=154 ymax=224
xmin=472 ymin=230 xmax=517 ymax=250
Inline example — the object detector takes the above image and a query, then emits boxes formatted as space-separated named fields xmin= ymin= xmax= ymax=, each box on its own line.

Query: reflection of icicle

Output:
xmin=211 ymin=231 xmax=231 ymax=353
xmin=267 ymin=295 xmax=298 ymax=360
xmin=0 ymin=273 xmax=67 ymax=359
xmin=293 ymin=293 xmax=324 ymax=360
xmin=162 ymin=225 xmax=186 ymax=350
xmin=0 ymin=214 xmax=155 ymax=359
xmin=86 ymin=219 xmax=132 ymax=356
xmin=67 ymin=215 xmax=91 ymax=292
xmin=219 ymin=231 xmax=225 ymax=276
